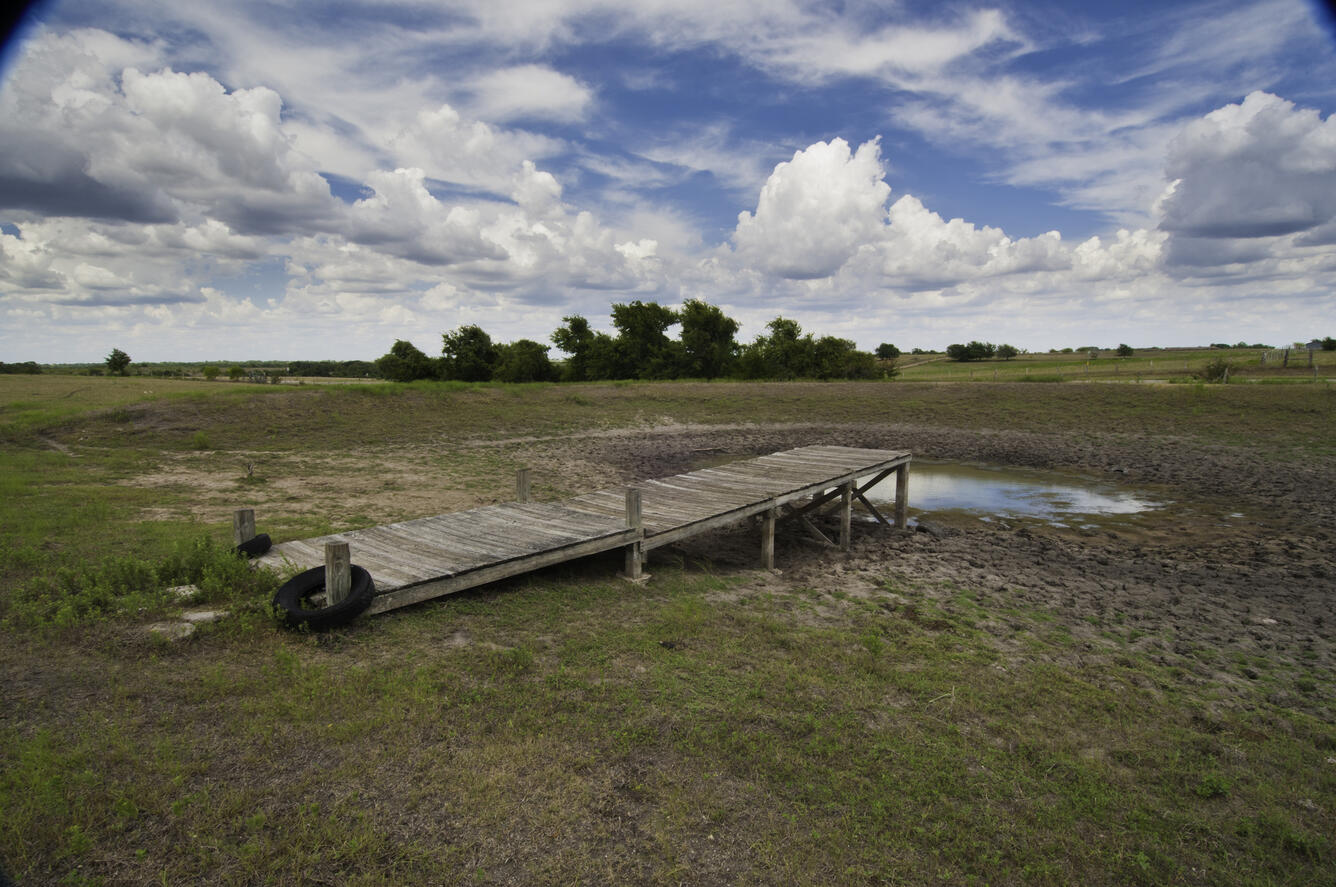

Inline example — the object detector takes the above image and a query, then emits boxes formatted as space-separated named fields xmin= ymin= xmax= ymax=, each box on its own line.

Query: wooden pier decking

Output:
xmin=255 ymin=445 xmax=910 ymax=617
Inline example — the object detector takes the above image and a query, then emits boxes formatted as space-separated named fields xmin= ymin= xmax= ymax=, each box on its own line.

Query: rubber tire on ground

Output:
xmin=234 ymin=533 xmax=272 ymax=558
xmin=272 ymin=564 xmax=375 ymax=631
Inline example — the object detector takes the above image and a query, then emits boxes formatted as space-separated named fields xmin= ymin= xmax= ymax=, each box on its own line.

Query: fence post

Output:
xmin=232 ymin=508 xmax=256 ymax=545
xmin=761 ymin=503 xmax=777 ymax=569
xmin=516 ymin=468 xmax=531 ymax=503
xmin=895 ymin=463 xmax=910 ymax=529
xmin=325 ymin=541 xmax=351 ymax=605
xmin=623 ymin=489 xmax=643 ymax=581
xmin=839 ymin=482 xmax=853 ymax=552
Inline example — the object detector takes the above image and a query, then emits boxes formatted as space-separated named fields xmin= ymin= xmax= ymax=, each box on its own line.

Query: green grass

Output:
xmin=1 ymin=568 xmax=1331 ymax=885
xmin=897 ymin=347 xmax=1332 ymax=384
xmin=8 ymin=373 xmax=1331 ymax=458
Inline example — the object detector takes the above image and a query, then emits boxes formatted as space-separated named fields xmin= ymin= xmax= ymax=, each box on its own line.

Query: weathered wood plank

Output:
xmin=367 ymin=529 xmax=640 ymax=615
xmin=263 ymin=446 xmax=911 ymax=617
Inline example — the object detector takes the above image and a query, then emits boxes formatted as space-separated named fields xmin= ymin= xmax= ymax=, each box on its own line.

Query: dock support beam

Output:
xmin=840 ymin=481 xmax=853 ymax=551
xmin=232 ymin=508 xmax=256 ymax=545
xmin=762 ymin=502 xmax=777 ymax=569
xmin=895 ymin=463 xmax=909 ymax=529
xmin=623 ymin=489 xmax=645 ymax=581
xmin=325 ymin=541 xmax=351 ymax=605
xmin=516 ymin=468 xmax=532 ymax=503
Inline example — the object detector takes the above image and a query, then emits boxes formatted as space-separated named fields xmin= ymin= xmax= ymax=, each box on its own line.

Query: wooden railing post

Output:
xmin=761 ymin=502 xmax=777 ymax=569
xmin=516 ymin=468 xmax=532 ymax=503
xmin=232 ymin=508 xmax=256 ymax=545
xmin=840 ymin=481 xmax=853 ymax=551
xmin=325 ymin=541 xmax=351 ymax=605
xmin=623 ymin=489 xmax=643 ymax=580
xmin=895 ymin=463 xmax=910 ymax=529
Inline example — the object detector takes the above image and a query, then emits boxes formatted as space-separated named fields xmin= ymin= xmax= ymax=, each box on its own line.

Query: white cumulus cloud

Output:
xmin=1160 ymin=91 xmax=1336 ymax=240
xmin=733 ymin=138 xmax=891 ymax=279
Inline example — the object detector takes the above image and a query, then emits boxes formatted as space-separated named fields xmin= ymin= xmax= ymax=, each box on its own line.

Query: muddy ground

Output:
xmin=121 ymin=416 xmax=1333 ymax=717
xmin=478 ymin=421 xmax=1334 ymax=720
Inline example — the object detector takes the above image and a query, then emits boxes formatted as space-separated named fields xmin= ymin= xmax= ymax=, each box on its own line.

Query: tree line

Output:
xmin=376 ymin=300 xmax=896 ymax=383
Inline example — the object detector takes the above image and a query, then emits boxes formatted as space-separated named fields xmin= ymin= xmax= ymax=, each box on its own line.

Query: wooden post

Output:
xmin=623 ymin=489 xmax=643 ymax=580
xmin=516 ymin=468 xmax=532 ymax=503
xmin=894 ymin=464 xmax=909 ymax=529
xmin=761 ymin=503 xmax=777 ymax=569
xmin=232 ymin=508 xmax=256 ymax=545
xmin=839 ymin=481 xmax=853 ymax=552
xmin=325 ymin=541 xmax=351 ymax=605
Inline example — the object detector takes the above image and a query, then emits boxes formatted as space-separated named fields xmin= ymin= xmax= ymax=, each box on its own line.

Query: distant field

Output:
xmin=896 ymin=347 xmax=1332 ymax=382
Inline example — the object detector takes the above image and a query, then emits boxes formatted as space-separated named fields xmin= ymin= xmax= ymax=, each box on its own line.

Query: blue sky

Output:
xmin=1 ymin=0 xmax=1335 ymax=361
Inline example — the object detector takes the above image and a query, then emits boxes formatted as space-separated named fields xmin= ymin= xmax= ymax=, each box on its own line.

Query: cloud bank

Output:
xmin=1 ymin=1 xmax=1334 ymax=361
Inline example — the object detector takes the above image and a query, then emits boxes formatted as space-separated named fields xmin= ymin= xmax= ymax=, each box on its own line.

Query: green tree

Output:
xmin=1116 ymin=343 xmax=1134 ymax=357
xmin=202 ymin=366 xmax=220 ymax=381
xmin=551 ymin=315 xmax=620 ymax=381
xmin=875 ymin=343 xmax=901 ymax=359
xmin=493 ymin=339 xmax=559 ymax=383
xmin=996 ymin=344 xmax=1019 ymax=360
xmin=441 ymin=325 xmax=497 ymax=382
xmin=678 ymin=299 xmax=739 ymax=379
xmin=551 ymin=315 xmax=594 ymax=381
xmin=376 ymin=339 xmax=437 ymax=382
xmin=1322 ymin=336 xmax=1336 ymax=351
xmin=945 ymin=341 xmax=994 ymax=362
xmin=227 ymin=366 xmax=244 ymax=381
xmin=812 ymin=336 xmax=878 ymax=380
xmin=105 ymin=347 xmax=131 ymax=376
xmin=610 ymin=300 xmax=679 ymax=378
xmin=738 ymin=317 xmax=814 ymax=380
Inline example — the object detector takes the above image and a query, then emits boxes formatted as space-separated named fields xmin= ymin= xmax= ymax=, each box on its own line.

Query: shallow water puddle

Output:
xmin=864 ymin=461 xmax=1167 ymax=529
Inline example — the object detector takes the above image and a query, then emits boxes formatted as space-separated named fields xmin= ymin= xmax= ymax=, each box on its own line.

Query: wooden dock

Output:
xmin=255 ymin=445 xmax=910 ymax=617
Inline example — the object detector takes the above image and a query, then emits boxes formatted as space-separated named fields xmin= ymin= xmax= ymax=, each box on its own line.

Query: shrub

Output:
xmin=105 ymin=348 xmax=131 ymax=376
xmin=3 ymin=535 xmax=279 ymax=629
xmin=1201 ymin=357 xmax=1231 ymax=383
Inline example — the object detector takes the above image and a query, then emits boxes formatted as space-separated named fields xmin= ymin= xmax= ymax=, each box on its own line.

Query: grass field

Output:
xmin=1 ymin=375 xmax=1333 ymax=885
xmin=895 ymin=347 xmax=1333 ymax=383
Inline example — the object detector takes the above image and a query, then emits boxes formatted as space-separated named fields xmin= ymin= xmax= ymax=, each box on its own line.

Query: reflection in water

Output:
xmin=864 ymin=461 xmax=1165 ymax=527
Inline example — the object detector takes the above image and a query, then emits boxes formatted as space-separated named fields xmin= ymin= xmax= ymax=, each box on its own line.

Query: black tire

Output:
xmin=234 ymin=533 xmax=272 ymax=558
xmin=272 ymin=564 xmax=375 ymax=630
